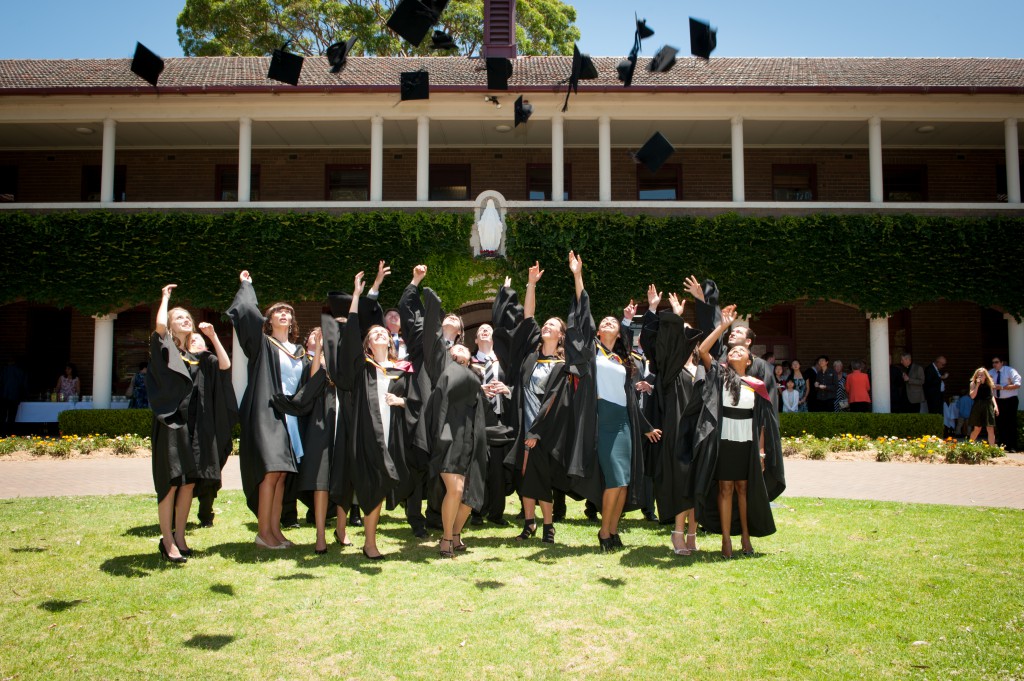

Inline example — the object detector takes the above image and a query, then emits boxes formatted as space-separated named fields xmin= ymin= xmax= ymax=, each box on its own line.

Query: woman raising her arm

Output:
xmin=147 ymin=284 xmax=233 ymax=563
xmin=692 ymin=305 xmax=785 ymax=558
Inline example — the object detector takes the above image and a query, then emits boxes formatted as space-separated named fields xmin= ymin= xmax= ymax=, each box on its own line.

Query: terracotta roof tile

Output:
xmin=2 ymin=56 xmax=1024 ymax=94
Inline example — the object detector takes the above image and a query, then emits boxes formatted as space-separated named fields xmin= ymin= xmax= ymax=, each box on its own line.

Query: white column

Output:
xmin=231 ymin=329 xmax=248 ymax=408
xmin=598 ymin=115 xmax=611 ymax=202
xmin=731 ymin=116 xmax=745 ymax=203
xmin=1005 ymin=119 xmax=1021 ymax=204
xmin=868 ymin=315 xmax=891 ymax=413
xmin=1007 ymin=314 xmax=1024 ymax=410
xmin=238 ymin=117 xmax=252 ymax=203
xmin=91 ymin=314 xmax=117 ymax=409
xmin=416 ymin=115 xmax=430 ymax=202
xmin=100 ymin=118 xmax=116 ymax=203
xmin=868 ymin=116 xmax=883 ymax=203
xmin=552 ymin=115 xmax=565 ymax=202
xmin=370 ymin=115 xmax=384 ymax=202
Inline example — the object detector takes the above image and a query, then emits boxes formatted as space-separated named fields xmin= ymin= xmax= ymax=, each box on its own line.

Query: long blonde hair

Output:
xmin=971 ymin=367 xmax=994 ymax=389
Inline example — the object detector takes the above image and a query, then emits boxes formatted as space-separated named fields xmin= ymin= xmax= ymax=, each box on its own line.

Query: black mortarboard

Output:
xmin=387 ymin=0 xmax=448 ymax=47
xmin=632 ymin=132 xmax=675 ymax=173
xmin=400 ymin=71 xmax=430 ymax=101
xmin=617 ymin=52 xmax=637 ymax=87
xmin=689 ymin=17 xmax=717 ymax=60
xmin=562 ymin=43 xmax=598 ymax=112
xmin=649 ymin=45 xmax=678 ymax=73
xmin=326 ymin=293 xmax=385 ymax=335
xmin=130 ymin=42 xmax=164 ymax=87
xmin=430 ymin=30 xmax=457 ymax=51
xmin=486 ymin=57 xmax=513 ymax=90
xmin=326 ymin=36 xmax=357 ymax=73
xmin=636 ymin=18 xmax=655 ymax=40
xmin=514 ymin=96 xmax=533 ymax=127
xmin=268 ymin=42 xmax=303 ymax=85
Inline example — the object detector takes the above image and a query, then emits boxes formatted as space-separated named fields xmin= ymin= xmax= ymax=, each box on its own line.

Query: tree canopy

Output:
xmin=177 ymin=0 xmax=580 ymax=58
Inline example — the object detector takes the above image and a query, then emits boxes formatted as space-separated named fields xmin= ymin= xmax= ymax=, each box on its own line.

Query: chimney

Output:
xmin=483 ymin=0 xmax=517 ymax=58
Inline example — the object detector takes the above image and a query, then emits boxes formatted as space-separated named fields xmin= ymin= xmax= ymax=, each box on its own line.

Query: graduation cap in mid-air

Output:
xmin=326 ymin=37 xmax=357 ymax=73
xmin=486 ymin=57 xmax=513 ymax=90
xmin=326 ymin=294 xmax=385 ymax=336
xmin=649 ymin=45 xmax=679 ymax=73
xmin=689 ymin=17 xmax=717 ymax=60
xmin=130 ymin=42 xmax=164 ymax=87
xmin=268 ymin=41 xmax=303 ymax=85
xmin=631 ymin=131 xmax=675 ymax=174
xmin=514 ymin=96 xmax=533 ymax=127
xmin=387 ymin=0 xmax=450 ymax=47
xmin=562 ymin=43 xmax=598 ymax=112
xmin=429 ymin=30 xmax=457 ymax=51
xmin=617 ymin=15 xmax=655 ymax=87
xmin=400 ymin=71 xmax=430 ymax=101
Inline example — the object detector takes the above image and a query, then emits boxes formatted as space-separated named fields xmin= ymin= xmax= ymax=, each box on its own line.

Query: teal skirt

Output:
xmin=597 ymin=399 xmax=632 ymax=489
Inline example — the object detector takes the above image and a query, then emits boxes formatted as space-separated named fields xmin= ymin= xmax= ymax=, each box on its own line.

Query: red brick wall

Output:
xmin=0 ymin=146 xmax=1012 ymax=204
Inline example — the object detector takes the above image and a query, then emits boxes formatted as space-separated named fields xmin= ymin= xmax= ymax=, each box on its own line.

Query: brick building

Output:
xmin=1 ymin=54 xmax=1022 ymax=412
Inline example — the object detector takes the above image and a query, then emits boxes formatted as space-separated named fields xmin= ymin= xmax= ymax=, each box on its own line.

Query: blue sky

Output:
xmin=2 ymin=0 xmax=1023 ymax=59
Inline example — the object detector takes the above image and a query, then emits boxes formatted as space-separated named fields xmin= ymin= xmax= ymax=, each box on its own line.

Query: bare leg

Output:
xmin=608 ymin=488 xmax=628 ymax=536
xmin=599 ymin=487 xmax=619 ymax=539
xmin=969 ymin=427 xmax=982 ymax=442
xmin=334 ymin=506 xmax=349 ymax=544
xmin=718 ymin=480 xmax=735 ymax=558
xmin=453 ymin=503 xmax=473 ymax=549
xmin=313 ymin=491 xmax=328 ymax=552
xmin=538 ymin=500 xmax=554 ymax=524
xmin=736 ymin=480 xmax=751 ymax=553
xmin=986 ymin=426 xmax=997 ymax=446
xmin=684 ymin=508 xmax=698 ymax=551
xmin=158 ymin=486 xmax=183 ymax=559
xmin=270 ymin=473 xmax=289 ymax=546
xmin=256 ymin=473 xmax=279 ymax=546
xmin=362 ymin=501 xmax=384 ymax=558
xmin=440 ymin=472 xmax=465 ymax=542
xmin=671 ymin=510 xmax=688 ymax=553
xmin=172 ymin=482 xmax=195 ymax=550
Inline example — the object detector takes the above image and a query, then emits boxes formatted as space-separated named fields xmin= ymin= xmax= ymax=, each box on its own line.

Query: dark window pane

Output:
xmin=883 ymin=165 xmax=927 ymax=202
xmin=326 ymin=166 xmax=369 ymax=201
xmin=217 ymin=165 xmax=260 ymax=201
xmin=81 ymin=165 xmax=126 ymax=202
xmin=429 ymin=165 xmax=471 ymax=200
xmin=772 ymin=164 xmax=817 ymax=201
xmin=637 ymin=164 xmax=681 ymax=201
xmin=0 ymin=166 xmax=15 ymax=202
xmin=526 ymin=164 xmax=571 ymax=201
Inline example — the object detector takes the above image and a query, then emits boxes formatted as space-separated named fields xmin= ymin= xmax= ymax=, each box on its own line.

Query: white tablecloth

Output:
xmin=15 ymin=400 xmax=131 ymax=422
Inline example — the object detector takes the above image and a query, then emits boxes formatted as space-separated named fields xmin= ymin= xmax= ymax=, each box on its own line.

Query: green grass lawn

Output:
xmin=1 ymin=492 xmax=1021 ymax=680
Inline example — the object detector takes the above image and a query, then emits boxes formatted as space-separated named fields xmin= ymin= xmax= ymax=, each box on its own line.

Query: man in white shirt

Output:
xmin=471 ymin=323 xmax=513 ymax=525
xmin=990 ymin=356 xmax=1021 ymax=452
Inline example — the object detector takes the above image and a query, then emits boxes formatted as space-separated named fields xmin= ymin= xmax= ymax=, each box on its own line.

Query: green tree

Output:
xmin=177 ymin=0 xmax=579 ymax=58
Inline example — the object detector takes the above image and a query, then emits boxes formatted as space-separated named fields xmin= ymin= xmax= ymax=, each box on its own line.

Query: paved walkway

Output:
xmin=1 ymin=456 xmax=1023 ymax=509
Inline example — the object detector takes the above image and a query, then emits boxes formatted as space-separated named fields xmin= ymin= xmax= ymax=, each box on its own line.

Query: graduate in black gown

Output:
xmin=293 ymin=327 xmax=335 ymax=555
xmin=639 ymin=286 xmax=705 ymax=556
xmin=228 ymin=270 xmax=327 ymax=550
xmin=493 ymin=260 xmax=577 ymax=544
xmin=693 ymin=305 xmax=786 ymax=558
xmin=406 ymin=269 xmax=491 ymax=558
xmin=147 ymin=284 xmax=235 ymax=563
xmin=470 ymin=321 xmax=514 ymax=526
xmin=564 ymin=252 xmax=660 ymax=552
xmin=336 ymin=271 xmax=416 ymax=560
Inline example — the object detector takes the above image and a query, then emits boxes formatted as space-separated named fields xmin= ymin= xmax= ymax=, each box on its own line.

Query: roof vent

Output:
xmin=483 ymin=0 xmax=517 ymax=58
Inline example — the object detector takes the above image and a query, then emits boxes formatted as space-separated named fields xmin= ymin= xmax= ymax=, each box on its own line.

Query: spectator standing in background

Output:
xmin=832 ymin=360 xmax=848 ymax=412
xmin=810 ymin=356 xmax=836 ymax=413
xmin=924 ymin=356 xmax=948 ymax=415
xmin=845 ymin=360 xmax=871 ymax=412
xmin=990 ymin=356 xmax=1020 ymax=452
xmin=128 ymin=362 xmax=150 ymax=409
xmin=905 ymin=354 xmax=927 ymax=413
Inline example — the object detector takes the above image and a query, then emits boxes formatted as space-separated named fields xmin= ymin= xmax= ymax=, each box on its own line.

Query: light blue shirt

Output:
xmin=278 ymin=344 xmax=305 ymax=463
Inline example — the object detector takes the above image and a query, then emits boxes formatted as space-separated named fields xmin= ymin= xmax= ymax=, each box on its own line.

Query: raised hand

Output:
xmin=161 ymin=284 xmax=177 ymax=299
xmin=198 ymin=322 xmax=217 ymax=339
xmin=503 ymin=276 xmax=512 ymax=289
xmin=528 ymin=261 xmax=544 ymax=285
xmin=411 ymin=264 xmax=427 ymax=286
xmin=240 ymin=270 xmax=252 ymax=284
xmin=647 ymin=284 xmax=662 ymax=310
xmin=353 ymin=271 xmax=366 ymax=298
xmin=683 ymin=275 xmax=703 ymax=302
xmin=667 ymin=292 xmax=685 ymax=316
xmin=568 ymin=250 xmax=583 ymax=276
xmin=372 ymin=260 xmax=392 ymax=290
xmin=623 ymin=299 xmax=637 ymax=323
xmin=719 ymin=304 xmax=738 ymax=328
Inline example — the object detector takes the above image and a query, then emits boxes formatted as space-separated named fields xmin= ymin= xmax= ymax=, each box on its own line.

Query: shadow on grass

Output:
xmin=39 ymin=599 xmax=85 ymax=612
xmin=210 ymin=584 xmax=234 ymax=596
xmin=123 ymin=522 xmax=205 ymax=538
xmin=11 ymin=546 xmax=47 ymax=553
xmin=475 ymin=580 xmax=504 ymax=590
xmin=184 ymin=634 xmax=235 ymax=651
xmin=274 ymin=572 xmax=316 ymax=581
xmin=100 ymin=552 xmax=177 ymax=578
xmin=598 ymin=577 xmax=625 ymax=588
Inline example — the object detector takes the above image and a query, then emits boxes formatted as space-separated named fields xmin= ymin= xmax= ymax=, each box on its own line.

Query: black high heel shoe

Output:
xmin=334 ymin=529 xmax=353 ymax=547
xmin=361 ymin=547 xmax=385 ymax=561
xmin=515 ymin=519 xmax=537 ymax=541
xmin=542 ymin=523 xmax=556 ymax=544
xmin=452 ymin=534 xmax=468 ymax=552
xmin=598 ymin=531 xmax=615 ymax=552
xmin=158 ymin=538 xmax=187 ymax=564
xmin=439 ymin=538 xmax=455 ymax=559
xmin=611 ymin=534 xmax=623 ymax=549
xmin=174 ymin=541 xmax=193 ymax=558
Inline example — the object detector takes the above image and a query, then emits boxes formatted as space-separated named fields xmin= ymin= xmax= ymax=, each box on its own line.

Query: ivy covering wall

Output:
xmin=1 ymin=210 xmax=1022 ymax=320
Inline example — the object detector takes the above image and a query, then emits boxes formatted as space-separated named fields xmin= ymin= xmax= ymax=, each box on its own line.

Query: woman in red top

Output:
xmin=845 ymin=360 xmax=872 ymax=412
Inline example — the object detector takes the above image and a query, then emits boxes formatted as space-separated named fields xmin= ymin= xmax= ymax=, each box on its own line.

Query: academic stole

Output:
xmin=524 ymin=356 xmax=566 ymax=475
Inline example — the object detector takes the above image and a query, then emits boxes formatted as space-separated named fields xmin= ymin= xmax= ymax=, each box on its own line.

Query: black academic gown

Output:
xmin=227 ymin=281 xmax=327 ymax=516
xmin=640 ymin=310 xmax=705 ymax=520
xmin=566 ymin=290 xmax=653 ymax=509
xmin=408 ymin=287 xmax=491 ymax=512
xmin=147 ymin=332 xmax=237 ymax=503
xmin=692 ymin=362 xmax=786 ymax=537
xmin=336 ymin=305 xmax=415 ymax=514
xmin=492 ymin=286 xmax=576 ymax=504
xmin=294 ymin=368 xmax=335 ymax=494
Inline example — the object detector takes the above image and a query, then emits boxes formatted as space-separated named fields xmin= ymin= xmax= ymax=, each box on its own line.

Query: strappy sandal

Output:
xmin=671 ymin=530 xmax=691 ymax=556
xmin=439 ymin=538 xmax=455 ymax=559
xmin=452 ymin=534 xmax=468 ymax=552
xmin=515 ymin=520 xmax=537 ymax=541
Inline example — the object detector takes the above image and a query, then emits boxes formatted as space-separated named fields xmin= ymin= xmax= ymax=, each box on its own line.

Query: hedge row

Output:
xmin=2 ymin=211 xmax=1023 ymax=319
xmin=59 ymin=408 xmax=153 ymax=437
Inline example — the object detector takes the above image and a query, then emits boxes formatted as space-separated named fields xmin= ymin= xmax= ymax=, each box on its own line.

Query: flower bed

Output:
xmin=783 ymin=433 xmax=1007 ymax=465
